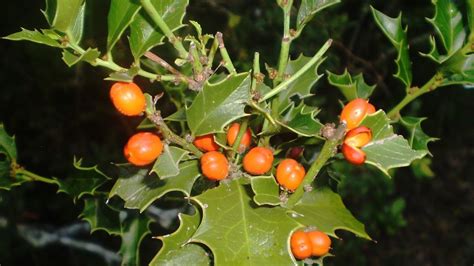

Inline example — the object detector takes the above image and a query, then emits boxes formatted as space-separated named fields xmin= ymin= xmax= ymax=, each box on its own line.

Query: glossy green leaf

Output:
xmin=290 ymin=187 xmax=371 ymax=240
xmin=439 ymin=53 xmax=474 ymax=86
xmin=54 ymin=158 xmax=109 ymax=202
xmin=371 ymin=7 xmax=412 ymax=87
xmin=250 ymin=176 xmax=281 ymax=206
xmin=277 ymin=102 xmax=323 ymax=137
xmin=3 ymin=28 xmax=62 ymax=48
xmin=0 ymin=124 xmax=17 ymax=161
xmin=400 ymin=116 xmax=438 ymax=156
xmin=327 ymin=69 xmax=376 ymax=100
xmin=468 ymin=0 xmax=474 ymax=32
xmin=119 ymin=215 xmax=152 ymax=266
xmin=107 ymin=0 xmax=141 ymax=51
xmin=61 ymin=48 xmax=100 ymax=67
xmin=186 ymin=73 xmax=251 ymax=136
xmin=297 ymin=0 xmax=341 ymax=31
xmin=360 ymin=111 xmax=427 ymax=176
xmin=129 ymin=0 xmax=188 ymax=59
xmin=423 ymin=0 xmax=466 ymax=63
xmin=109 ymin=161 xmax=200 ymax=212
xmin=277 ymin=55 xmax=324 ymax=113
xmin=80 ymin=197 xmax=121 ymax=235
xmin=151 ymin=145 xmax=189 ymax=179
xmin=43 ymin=0 xmax=86 ymax=44
xmin=150 ymin=207 xmax=210 ymax=266
xmin=191 ymin=179 xmax=300 ymax=265
xmin=164 ymin=109 xmax=187 ymax=122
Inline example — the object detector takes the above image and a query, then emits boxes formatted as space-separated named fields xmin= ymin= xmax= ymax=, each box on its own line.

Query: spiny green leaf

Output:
xmin=119 ymin=214 xmax=152 ymax=266
xmin=0 ymin=124 xmax=17 ymax=162
xmin=129 ymin=0 xmax=188 ymax=59
xmin=109 ymin=161 xmax=200 ymax=212
xmin=327 ymin=69 xmax=376 ymax=100
xmin=439 ymin=53 xmax=474 ymax=86
xmin=277 ymin=102 xmax=323 ymax=137
xmin=297 ymin=0 xmax=341 ymax=31
xmin=400 ymin=116 xmax=438 ymax=156
xmin=360 ymin=111 xmax=427 ymax=177
xmin=80 ymin=197 xmax=121 ymax=235
xmin=277 ymin=55 xmax=324 ymax=114
xmin=250 ymin=176 xmax=281 ymax=206
xmin=107 ymin=0 xmax=141 ymax=51
xmin=54 ymin=158 xmax=109 ymax=202
xmin=150 ymin=207 xmax=210 ymax=266
xmin=424 ymin=0 xmax=466 ymax=63
xmin=290 ymin=187 xmax=371 ymax=240
xmin=61 ymin=48 xmax=100 ymax=67
xmin=43 ymin=0 xmax=86 ymax=44
xmin=371 ymin=7 xmax=412 ymax=87
xmin=186 ymin=73 xmax=251 ymax=136
xmin=191 ymin=179 xmax=300 ymax=265
xmin=151 ymin=145 xmax=189 ymax=179
xmin=164 ymin=109 xmax=187 ymax=122
xmin=3 ymin=28 xmax=62 ymax=48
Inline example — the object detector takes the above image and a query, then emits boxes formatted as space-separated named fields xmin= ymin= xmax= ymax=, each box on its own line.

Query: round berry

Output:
xmin=290 ymin=230 xmax=312 ymax=260
xmin=243 ymin=147 xmax=274 ymax=175
xmin=110 ymin=82 xmax=146 ymax=116
xmin=193 ymin=134 xmax=219 ymax=152
xmin=276 ymin=159 xmax=306 ymax=191
xmin=307 ymin=231 xmax=331 ymax=257
xmin=200 ymin=151 xmax=229 ymax=181
xmin=340 ymin=98 xmax=370 ymax=131
xmin=124 ymin=132 xmax=163 ymax=166
xmin=226 ymin=123 xmax=251 ymax=152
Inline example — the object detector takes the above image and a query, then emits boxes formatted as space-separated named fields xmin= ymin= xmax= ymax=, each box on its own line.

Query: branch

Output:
xmin=274 ymin=0 xmax=294 ymax=85
xmin=216 ymin=32 xmax=236 ymax=74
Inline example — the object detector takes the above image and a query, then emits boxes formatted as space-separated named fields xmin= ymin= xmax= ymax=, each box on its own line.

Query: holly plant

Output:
xmin=2 ymin=0 xmax=473 ymax=265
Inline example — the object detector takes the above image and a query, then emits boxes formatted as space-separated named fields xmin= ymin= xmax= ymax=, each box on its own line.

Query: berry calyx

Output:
xmin=340 ymin=98 xmax=374 ymax=131
xmin=307 ymin=230 xmax=331 ymax=257
xmin=290 ymin=230 xmax=312 ymax=260
xmin=200 ymin=151 xmax=229 ymax=181
xmin=276 ymin=159 xmax=306 ymax=191
xmin=226 ymin=123 xmax=252 ymax=152
xmin=193 ymin=134 xmax=219 ymax=152
xmin=243 ymin=147 xmax=274 ymax=175
xmin=124 ymin=132 xmax=163 ymax=166
xmin=110 ymin=82 xmax=146 ymax=116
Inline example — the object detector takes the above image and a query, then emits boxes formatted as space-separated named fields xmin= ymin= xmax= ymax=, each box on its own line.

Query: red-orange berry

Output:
xmin=124 ymin=132 xmax=163 ymax=166
xmin=226 ymin=123 xmax=251 ymax=152
xmin=193 ymin=134 xmax=219 ymax=152
xmin=341 ymin=143 xmax=366 ymax=165
xmin=307 ymin=231 xmax=331 ymax=257
xmin=200 ymin=151 xmax=229 ymax=181
xmin=344 ymin=126 xmax=372 ymax=148
xmin=243 ymin=147 xmax=274 ymax=175
xmin=340 ymin=98 xmax=371 ymax=131
xmin=110 ymin=82 xmax=146 ymax=116
xmin=290 ymin=230 xmax=312 ymax=260
xmin=276 ymin=159 xmax=306 ymax=191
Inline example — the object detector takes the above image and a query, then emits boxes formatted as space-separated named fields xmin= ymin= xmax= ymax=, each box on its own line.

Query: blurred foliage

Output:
xmin=1 ymin=0 xmax=473 ymax=265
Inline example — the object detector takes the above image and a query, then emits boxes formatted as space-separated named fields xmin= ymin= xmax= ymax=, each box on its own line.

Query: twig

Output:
xmin=216 ymin=32 xmax=236 ymax=74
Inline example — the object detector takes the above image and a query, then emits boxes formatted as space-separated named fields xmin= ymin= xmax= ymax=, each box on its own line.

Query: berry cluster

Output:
xmin=290 ymin=230 xmax=331 ymax=260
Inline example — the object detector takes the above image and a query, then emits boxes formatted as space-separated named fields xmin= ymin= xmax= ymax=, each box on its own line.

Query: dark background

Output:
xmin=1 ymin=0 xmax=473 ymax=265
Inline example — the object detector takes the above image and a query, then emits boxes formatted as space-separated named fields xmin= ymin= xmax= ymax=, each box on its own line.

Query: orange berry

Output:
xmin=366 ymin=103 xmax=376 ymax=114
xmin=226 ymin=123 xmax=251 ymax=152
xmin=340 ymin=98 xmax=370 ymax=131
xmin=243 ymin=147 xmax=274 ymax=175
xmin=124 ymin=132 xmax=163 ymax=166
xmin=110 ymin=82 xmax=146 ymax=116
xmin=193 ymin=134 xmax=219 ymax=152
xmin=276 ymin=159 xmax=306 ymax=191
xmin=200 ymin=151 xmax=229 ymax=181
xmin=341 ymin=143 xmax=366 ymax=165
xmin=290 ymin=230 xmax=312 ymax=260
xmin=307 ymin=231 xmax=331 ymax=257
xmin=344 ymin=126 xmax=372 ymax=148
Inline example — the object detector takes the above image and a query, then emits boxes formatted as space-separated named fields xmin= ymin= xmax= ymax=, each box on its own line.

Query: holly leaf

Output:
xmin=191 ymin=179 xmax=300 ymax=265
xmin=297 ymin=0 xmax=341 ymax=32
xmin=400 ymin=116 xmax=438 ymax=156
xmin=61 ymin=48 xmax=100 ymax=67
xmin=150 ymin=207 xmax=210 ymax=266
xmin=360 ymin=111 xmax=427 ymax=176
xmin=43 ymin=0 xmax=86 ymax=44
xmin=151 ymin=145 xmax=189 ymax=179
xmin=107 ymin=0 xmax=141 ymax=51
xmin=439 ymin=53 xmax=474 ymax=86
xmin=186 ymin=73 xmax=251 ymax=136
xmin=290 ymin=187 xmax=370 ymax=240
xmin=277 ymin=55 xmax=324 ymax=114
xmin=422 ymin=0 xmax=466 ymax=63
xmin=250 ymin=176 xmax=281 ymax=206
xmin=3 ymin=28 xmax=62 ymax=48
xmin=80 ymin=197 xmax=121 ymax=235
xmin=109 ymin=160 xmax=200 ymax=212
xmin=119 ymin=214 xmax=152 ymax=266
xmin=54 ymin=158 xmax=109 ymax=202
xmin=371 ymin=7 xmax=412 ymax=88
xmin=327 ymin=69 xmax=376 ymax=100
xmin=129 ymin=0 xmax=188 ymax=59
xmin=276 ymin=102 xmax=323 ymax=137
